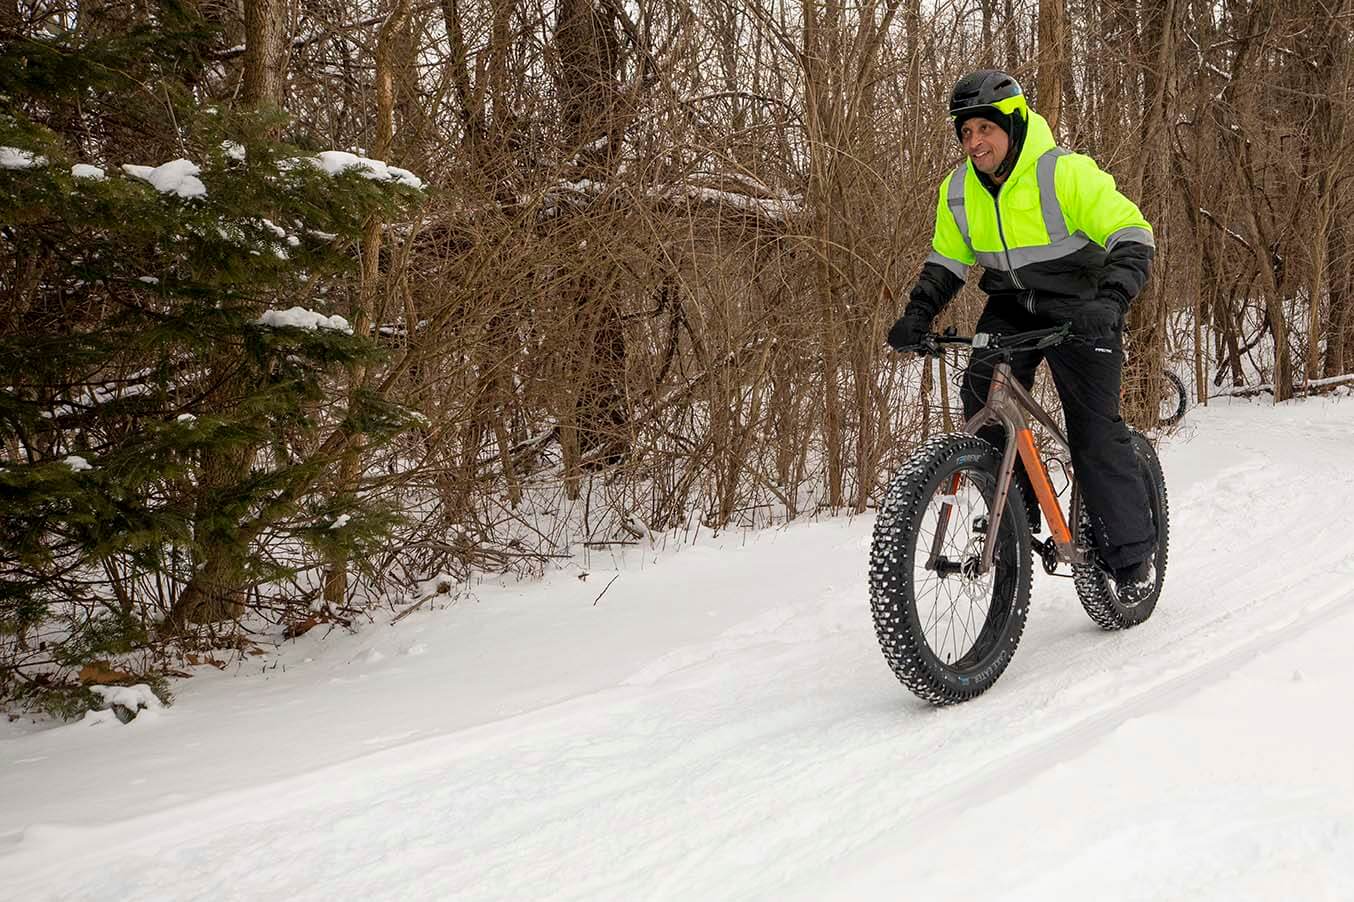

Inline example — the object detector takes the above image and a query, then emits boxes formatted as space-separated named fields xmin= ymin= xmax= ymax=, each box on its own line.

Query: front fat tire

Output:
xmin=869 ymin=433 xmax=1033 ymax=705
xmin=1073 ymin=429 xmax=1170 ymax=629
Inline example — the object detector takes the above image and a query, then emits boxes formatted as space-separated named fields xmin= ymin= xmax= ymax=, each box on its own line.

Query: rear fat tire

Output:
xmin=869 ymin=433 xmax=1033 ymax=705
xmin=1072 ymin=429 xmax=1170 ymax=629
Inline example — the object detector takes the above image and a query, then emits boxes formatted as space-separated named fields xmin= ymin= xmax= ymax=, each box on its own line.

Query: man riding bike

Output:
xmin=887 ymin=69 xmax=1157 ymax=602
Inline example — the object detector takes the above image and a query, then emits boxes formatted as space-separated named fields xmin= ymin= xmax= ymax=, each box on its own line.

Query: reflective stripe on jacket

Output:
xmin=908 ymin=111 xmax=1154 ymax=324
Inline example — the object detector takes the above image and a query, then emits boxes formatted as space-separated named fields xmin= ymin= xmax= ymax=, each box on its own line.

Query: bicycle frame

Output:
xmin=927 ymin=355 xmax=1092 ymax=575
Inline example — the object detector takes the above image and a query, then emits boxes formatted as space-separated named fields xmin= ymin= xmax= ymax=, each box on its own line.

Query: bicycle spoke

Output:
xmin=870 ymin=387 xmax=1040 ymax=702
xmin=911 ymin=470 xmax=999 ymax=665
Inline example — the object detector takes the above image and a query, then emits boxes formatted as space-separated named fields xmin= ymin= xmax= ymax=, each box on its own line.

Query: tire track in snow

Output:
xmin=804 ymin=399 xmax=1354 ymax=893
xmin=809 ymin=583 xmax=1354 ymax=900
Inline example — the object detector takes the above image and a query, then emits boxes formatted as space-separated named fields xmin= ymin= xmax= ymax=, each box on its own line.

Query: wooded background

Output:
xmin=3 ymin=0 xmax=1352 ymax=700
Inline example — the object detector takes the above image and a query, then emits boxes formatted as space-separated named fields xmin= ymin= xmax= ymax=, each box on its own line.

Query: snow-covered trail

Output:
xmin=5 ymin=395 xmax=1354 ymax=900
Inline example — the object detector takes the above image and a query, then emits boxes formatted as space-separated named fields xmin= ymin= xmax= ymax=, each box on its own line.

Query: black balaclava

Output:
xmin=955 ymin=106 xmax=1028 ymax=184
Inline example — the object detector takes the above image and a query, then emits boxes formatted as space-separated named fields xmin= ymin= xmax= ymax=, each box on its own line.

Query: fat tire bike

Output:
xmin=1123 ymin=339 xmax=1188 ymax=428
xmin=1157 ymin=370 xmax=1187 ymax=427
xmin=870 ymin=325 xmax=1169 ymax=705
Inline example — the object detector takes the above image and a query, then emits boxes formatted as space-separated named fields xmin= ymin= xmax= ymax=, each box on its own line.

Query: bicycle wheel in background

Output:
xmin=869 ymin=433 xmax=1033 ymax=705
xmin=1158 ymin=371 xmax=1187 ymax=427
xmin=1073 ymin=429 xmax=1170 ymax=629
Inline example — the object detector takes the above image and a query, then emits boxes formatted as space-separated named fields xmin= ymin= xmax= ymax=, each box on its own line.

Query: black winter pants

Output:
xmin=959 ymin=299 xmax=1155 ymax=570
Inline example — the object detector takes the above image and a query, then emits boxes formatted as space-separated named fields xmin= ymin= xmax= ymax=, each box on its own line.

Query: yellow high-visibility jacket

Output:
xmin=907 ymin=110 xmax=1154 ymax=325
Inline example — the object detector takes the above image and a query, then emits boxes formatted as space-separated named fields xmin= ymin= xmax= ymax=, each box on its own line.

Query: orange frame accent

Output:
xmin=1014 ymin=428 xmax=1072 ymax=545
xmin=932 ymin=471 xmax=966 ymax=551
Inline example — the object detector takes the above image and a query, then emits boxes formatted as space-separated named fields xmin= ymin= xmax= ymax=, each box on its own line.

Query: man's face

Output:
xmin=960 ymin=117 xmax=1009 ymax=175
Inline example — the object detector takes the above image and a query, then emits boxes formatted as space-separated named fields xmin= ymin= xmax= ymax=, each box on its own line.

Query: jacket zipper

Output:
xmin=992 ymin=187 xmax=1033 ymax=311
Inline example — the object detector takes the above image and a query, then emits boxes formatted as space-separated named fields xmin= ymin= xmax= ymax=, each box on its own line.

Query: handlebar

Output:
xmin=896 ymin=324 xmax=1077 ymax=358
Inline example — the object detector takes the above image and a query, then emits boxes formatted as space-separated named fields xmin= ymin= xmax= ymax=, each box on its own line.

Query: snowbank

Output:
xmin=88 ymin=684 xmax=162 ymax=715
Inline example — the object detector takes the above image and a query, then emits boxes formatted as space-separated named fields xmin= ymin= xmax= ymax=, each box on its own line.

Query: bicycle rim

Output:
xmin=911 ymin=468 xmax=1012 ymax=670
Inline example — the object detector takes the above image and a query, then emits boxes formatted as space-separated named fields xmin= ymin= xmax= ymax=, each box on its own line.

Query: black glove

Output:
xmin=887 ymin=311 xmax=932 ymax=351
xmin=1069 ymin=299 xmax=1122 ymax=339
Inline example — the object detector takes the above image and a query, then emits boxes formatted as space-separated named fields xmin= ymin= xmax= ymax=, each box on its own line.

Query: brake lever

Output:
xmin=893 ymin=336 xmax=940 ymax=357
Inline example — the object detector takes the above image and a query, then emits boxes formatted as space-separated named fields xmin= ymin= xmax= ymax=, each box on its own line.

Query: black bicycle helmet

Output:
xmin=948 ymin=70 xmax=1030 ymax=179
xmin=949 ymin=70 xmax=1025 ymax=120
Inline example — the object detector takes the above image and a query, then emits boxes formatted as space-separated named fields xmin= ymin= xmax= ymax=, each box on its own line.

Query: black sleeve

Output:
xmin=1098 ymin=241 xmax=1155 ymax=313
xmin=904 ymin=262 xmax=965 ymax=321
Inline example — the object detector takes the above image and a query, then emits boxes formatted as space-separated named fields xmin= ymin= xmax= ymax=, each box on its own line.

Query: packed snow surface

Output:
xmin=4 ymin=393 xmax=1354 ymax=900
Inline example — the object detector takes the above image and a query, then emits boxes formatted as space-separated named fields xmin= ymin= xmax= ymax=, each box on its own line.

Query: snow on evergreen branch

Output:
xmin=0 ymin=146 xmax=48 ymax=169
xmin=256 ymin=307 xmax=355 ymax=334
xmin=311 ymin=151 xmax=424 ymax=189
xmin=121 ymin=160 xmax=207 ymax=198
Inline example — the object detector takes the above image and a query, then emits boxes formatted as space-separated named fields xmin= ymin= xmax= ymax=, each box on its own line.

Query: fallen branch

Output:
xmin=592 ymin=574 xmax=620 ymax=606
xmin=1211 ymin=371 xmax=1354 ymax=399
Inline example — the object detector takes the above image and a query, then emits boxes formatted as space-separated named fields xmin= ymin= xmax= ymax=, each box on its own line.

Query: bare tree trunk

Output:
xmin=981 ymin=0 xmax=995 ymax=58
xmin=322 ymin=0 xmax=411 ymax=609
xmin=553 ymin=0 xmax=627 ymax=498
xmin=1037 ymin=0 xmax=1065 ymax=132
xmin=1308 ymin=182 xmax=1332 ymax=383
xmin=1003 ymin=0 xmax=1019 ymax=71
xmin=170 ymin=0 xmax=292 ymax=629
xmin=1237 ymin=169 xmax=1293 ymax=399
xmin=1121 ymin=0 xmax=1176 ymax=425
xmin=1328 ymin=213 xmax=1352 ymax=377
xmin=243 ymin=0 xmax=288 ymax=107
xmin=0 ymin=0 xmax=20 ymax=34
xmin=169 ymin=442 xmax=253 ymax=629
xmin=441 ymin=0 xmax=485 ymax=158
xmin=1309 ymin=3 xmax=1351 ymax=379
xmin=1217 ymin=292 xmax=1246 ymax=389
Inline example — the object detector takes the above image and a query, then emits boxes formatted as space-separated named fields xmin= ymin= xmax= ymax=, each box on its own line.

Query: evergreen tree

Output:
xmin=0 ymin=5 xmax=425 ymax=713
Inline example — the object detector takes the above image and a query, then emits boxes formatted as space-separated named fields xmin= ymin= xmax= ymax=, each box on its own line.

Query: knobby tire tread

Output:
xmin=869 ymin=433 xmax=1033 ymax=705
xmin=1159 ymin=371 xmax=1188 ymax=427
xmin=1072 ymin=430 xmax=1170 ymax=629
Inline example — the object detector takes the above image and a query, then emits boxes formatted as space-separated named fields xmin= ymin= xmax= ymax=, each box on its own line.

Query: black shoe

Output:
xmin=1112 ymin=559 xmax=1154 ymax=604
